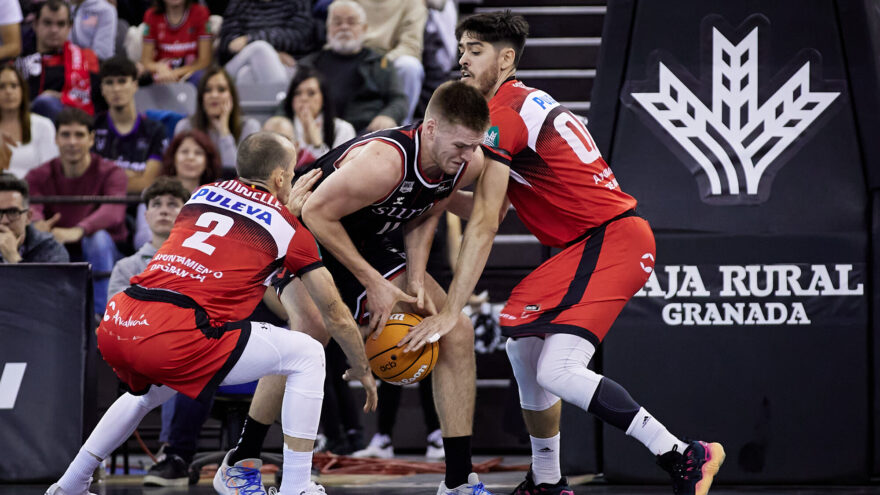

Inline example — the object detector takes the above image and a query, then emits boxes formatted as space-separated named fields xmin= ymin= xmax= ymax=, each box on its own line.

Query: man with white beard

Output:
xmin=297 ymin=0 xmax=408 ymax=133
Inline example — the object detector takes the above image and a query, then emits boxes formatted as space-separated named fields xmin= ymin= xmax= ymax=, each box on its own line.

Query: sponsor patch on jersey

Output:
xmin=525 ymin=304 xmax=541 ymax=312
xmin=400 ymin=181 xmax=414 ymax=193
xmin=484 ymin=126 xmax=499 ymax=147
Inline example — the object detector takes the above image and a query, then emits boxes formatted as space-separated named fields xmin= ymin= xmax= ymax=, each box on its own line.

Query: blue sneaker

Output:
xmin=437 ymin=473 xmax=494 ymax=494
xmin=213 ymin=449 xmax=266 ymax=494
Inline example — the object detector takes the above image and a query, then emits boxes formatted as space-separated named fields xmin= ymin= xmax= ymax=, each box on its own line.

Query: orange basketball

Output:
xmin=365 ymin=312 xmax=439 ymax=385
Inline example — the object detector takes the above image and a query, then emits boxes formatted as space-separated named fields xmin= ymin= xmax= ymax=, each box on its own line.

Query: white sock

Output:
xmin=625 ymin=407 xmax=688 ymax=455
xmin=57 ymin=448 xmax=101 ymax=493
xmin=427 ymin=429 xmax=443 ymax=445
xmin=530 ymin=433 xmax=561 ymax=485
xmin=280 ymin=447 xmax=313 ymax=494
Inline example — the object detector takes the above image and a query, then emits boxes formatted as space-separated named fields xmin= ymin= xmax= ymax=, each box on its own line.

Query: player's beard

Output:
xmin=474 ymin=60 xmax=501 ymax=98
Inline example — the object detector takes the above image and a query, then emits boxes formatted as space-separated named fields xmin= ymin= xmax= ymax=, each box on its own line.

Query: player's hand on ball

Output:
xmin=343 ymin=366 xmax=378 ymax=412
xmin=399 ymin=310 xmax=458 ymax=352
xmin=407 ymin=278 xmax=437 ymax=317
xmin=286 ymin=169 xmax=322 ymax=217
xmin=366 ymin=277 xmax=418 ymax=336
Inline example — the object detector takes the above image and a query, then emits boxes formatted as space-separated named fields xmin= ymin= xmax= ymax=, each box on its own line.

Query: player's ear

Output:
xmin=500 ymin=46 xmax=516 ymax=71
xmin=423 ymin=118 xmax=436 ymax=138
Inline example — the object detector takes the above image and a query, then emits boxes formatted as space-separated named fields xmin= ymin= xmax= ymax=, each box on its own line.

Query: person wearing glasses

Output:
xmin=0 ymin=173 xmax=68 ymax=263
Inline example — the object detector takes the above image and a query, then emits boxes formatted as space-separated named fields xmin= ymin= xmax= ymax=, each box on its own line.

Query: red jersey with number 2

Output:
xmin=484 ymin=79 xmax=637 ymax=248
xmin=130 ymin=179 xmax=321 ymax=323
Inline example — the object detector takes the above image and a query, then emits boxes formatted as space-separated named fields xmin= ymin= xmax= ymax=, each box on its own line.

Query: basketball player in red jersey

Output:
xmin=46 ymin=132 xmax=377 ymax=495
xmin=400 ymin=11 xmax=725 ymax=495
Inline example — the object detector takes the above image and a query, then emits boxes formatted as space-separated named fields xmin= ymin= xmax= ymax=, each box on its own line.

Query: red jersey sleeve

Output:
xmin=284 ymin=219 xmax=323 ymax=277
xmin=192 ymin=4 xmax=211 ymax=40
xmin=486 ymin=105 xmax=529 ymax=164
xmin=142 ymin=8 xmax=157 ymax=43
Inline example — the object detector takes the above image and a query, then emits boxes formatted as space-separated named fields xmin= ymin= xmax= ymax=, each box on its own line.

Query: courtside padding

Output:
xmin=0 ymin=264 xmax=93 ymax=482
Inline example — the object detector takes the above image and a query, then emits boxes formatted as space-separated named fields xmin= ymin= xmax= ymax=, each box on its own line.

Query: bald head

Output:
xmin=262 ymin=116 xmax=296 ymax=143
xmin=236 ymin=131 xmax=296 ymax=181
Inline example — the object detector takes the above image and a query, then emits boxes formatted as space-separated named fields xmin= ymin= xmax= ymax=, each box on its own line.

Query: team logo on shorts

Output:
xmin=524 ymin=304 xmax=540 ymax=312
xmin=623 ymin=14 xmax=842 ymax=205
xmin=640 ymin=253 xmax=655 ymax=273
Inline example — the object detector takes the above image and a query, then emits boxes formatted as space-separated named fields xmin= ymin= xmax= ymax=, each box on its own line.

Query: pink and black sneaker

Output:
xmin=657 ymin=441 xmax=725 ymax=495
xmin=510 ymin=469 xmax=575 ymax=495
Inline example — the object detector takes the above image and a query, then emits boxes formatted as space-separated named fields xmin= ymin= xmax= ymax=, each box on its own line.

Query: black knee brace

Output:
xmin=586 ymin=377 xmax=640 ymax=431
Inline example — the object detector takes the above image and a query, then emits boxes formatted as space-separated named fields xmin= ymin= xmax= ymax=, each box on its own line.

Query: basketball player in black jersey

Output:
xmin=217 ymin=81 xmax=506 ymax=495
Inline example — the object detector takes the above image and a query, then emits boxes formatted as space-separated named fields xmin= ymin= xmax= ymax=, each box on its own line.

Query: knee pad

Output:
xmin=506 ymin=337 xmax=559 ymax=411
xmin=299 ymin=335 xmax=326 ymax=373
xmin=586 ymin=377 xmax=640 ymax=431
xmin=534 ymin=356 xmax=602 ymax=411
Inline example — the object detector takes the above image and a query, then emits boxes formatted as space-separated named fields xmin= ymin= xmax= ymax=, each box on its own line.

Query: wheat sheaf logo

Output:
xmin=624 ymin=15 xmax=842 ymax=205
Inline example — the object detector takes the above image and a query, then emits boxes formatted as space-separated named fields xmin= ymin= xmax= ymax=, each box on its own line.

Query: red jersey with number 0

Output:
xmin=483 ymin=79 xmax=637 ymax=248
xmin=131 ymin=179 xmax=321 ymax=323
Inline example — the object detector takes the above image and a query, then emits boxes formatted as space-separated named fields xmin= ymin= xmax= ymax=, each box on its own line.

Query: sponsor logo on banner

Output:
xmin=633 ymin=263 xmax=864 ymax=326
xmin=623 ymin=14 xmax=843 ymax=204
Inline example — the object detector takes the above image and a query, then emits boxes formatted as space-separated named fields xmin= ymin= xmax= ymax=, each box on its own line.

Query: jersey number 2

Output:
xmin=182 ymin=212 xmax=234 ymax=255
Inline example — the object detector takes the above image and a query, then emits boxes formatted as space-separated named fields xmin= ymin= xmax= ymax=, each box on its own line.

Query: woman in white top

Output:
xmin=281 ymin=66 xmax=355 ymax=168
xmin=0 ymin=67 xmax=58 ymax=178
xmin=174 ymin=66 xmax=260 ymax=177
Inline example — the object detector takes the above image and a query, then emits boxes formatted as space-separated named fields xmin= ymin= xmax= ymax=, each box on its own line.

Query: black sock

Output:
xmin=228 ymin=415 xmax=271 ymax=464
xmin=443 ymin=435 xmax=473 ymax=488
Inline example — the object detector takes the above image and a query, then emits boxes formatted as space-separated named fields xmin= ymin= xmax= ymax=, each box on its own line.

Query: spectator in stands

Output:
xmin=262 ymin=115 xmax=295 ymax=141
xmin=93 ymin=56 xmax=167 ymax=194
xmin=174 ymin=66 xmax=260 ymax=175
xmin=107 ymin=176 xmax=187 ymax=297
xmin=161 ymin=129 xmax=221 ymax=192
xmin=218 ymin=0 xmax=321 ymax=85
xmin=70 ymin=0 xmax=118 ymax=60
xmin=416 ymin=0 xmax=457 ymax=117
xmin=300 ymin=0 xmax=407 ymax=133
xmin=141 ymin=0 xmax=213 ymax=84
xmin=131 ymin=129 xmax=218 ymax=247
xmin=280 ymin=66 xmax=355 ymax=167
xmin=0 ymin=66 xmax=59 ymax=179
xmin=26 ymin=107 xmax=127 ymax=314
xmin=0 ymin=173 xmax=69 ymax=263
xmin=0 ymin=1 xmax=22 ymax=62
xmin=356 ymin=0 xmax=426 ymax=124
xmin=15 ymin=0 xmax=105 ymax=120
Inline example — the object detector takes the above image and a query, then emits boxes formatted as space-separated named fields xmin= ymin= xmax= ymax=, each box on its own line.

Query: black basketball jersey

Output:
xmin=302 ymin=123 xmax=469 ymax=240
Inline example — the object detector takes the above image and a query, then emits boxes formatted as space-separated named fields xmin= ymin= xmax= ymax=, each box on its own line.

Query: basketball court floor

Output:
xmin=5 ymin=469 xmax=880 ymax=494
xmin=5 ymin=481 xmax=880 ymax=494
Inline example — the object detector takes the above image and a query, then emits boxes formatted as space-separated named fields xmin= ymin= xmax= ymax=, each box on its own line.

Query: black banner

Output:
xmin=594 ymin=0 xmax=868 ymax=231
xmin=603 ymin=234 xmax=868 ymax=482
xmin=0 ymin=264 xmax=92 ymax=482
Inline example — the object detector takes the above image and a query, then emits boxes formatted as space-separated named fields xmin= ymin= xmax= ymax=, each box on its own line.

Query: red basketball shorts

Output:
xmin=499 ymin=216 xmax=655 ymax=347
xmin=97 ymin=289 xmax=249 ymax=401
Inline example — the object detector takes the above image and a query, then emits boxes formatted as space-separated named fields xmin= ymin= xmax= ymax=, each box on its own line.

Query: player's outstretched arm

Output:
xmin=301 ymin=266 xmax=378 ymax=412
xmin=400 ymin=158 xmax=511 ymax=351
